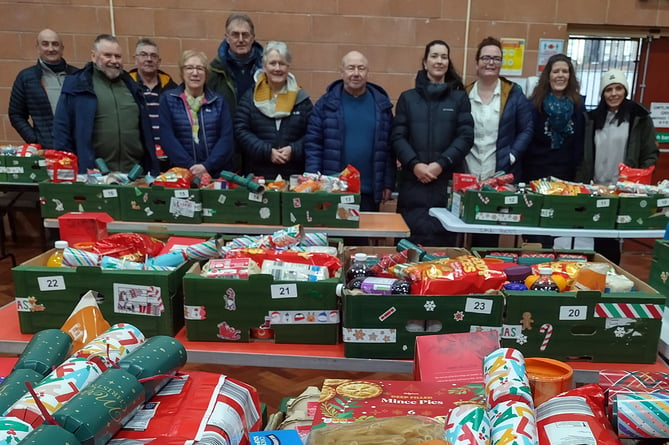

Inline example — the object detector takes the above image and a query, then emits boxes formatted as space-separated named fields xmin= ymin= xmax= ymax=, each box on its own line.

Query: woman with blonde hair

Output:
xmin=159 ymin=49 xmax=234 ymax=178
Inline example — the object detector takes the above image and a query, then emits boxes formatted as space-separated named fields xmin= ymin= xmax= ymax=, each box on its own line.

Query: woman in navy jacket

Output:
xmin=159 ymin=50 xmax=234 ymax=178
xmin=391 ymin=40 xmax=474 ymax=246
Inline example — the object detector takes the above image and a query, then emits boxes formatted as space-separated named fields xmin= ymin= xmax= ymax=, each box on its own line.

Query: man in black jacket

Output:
xmin=8 ymin=29 xmax=77 ymax=148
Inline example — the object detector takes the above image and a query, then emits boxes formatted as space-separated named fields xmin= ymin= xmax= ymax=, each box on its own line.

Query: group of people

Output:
xmin=8 ymin=16 xmax=659 ymax=263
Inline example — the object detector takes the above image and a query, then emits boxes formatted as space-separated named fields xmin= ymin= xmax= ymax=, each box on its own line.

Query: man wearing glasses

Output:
xmin=53 ymin=34 xmax=158 ymax=175
xmin=129 ymin=38 xmax=177 ymax=169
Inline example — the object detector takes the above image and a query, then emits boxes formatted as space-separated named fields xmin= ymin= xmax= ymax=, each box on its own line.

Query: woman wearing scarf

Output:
xmin=576 ymin=69 xmax=658 ymax=263
xmin=234 ymin=41 xmax=313 ymax=179
xmin=522 ymin=54 xmax=585 ymax=183
xmin=391 ymin=40 xmax=474 ymax=246
xmin=159 ymin=50 xmax=234 ymax=178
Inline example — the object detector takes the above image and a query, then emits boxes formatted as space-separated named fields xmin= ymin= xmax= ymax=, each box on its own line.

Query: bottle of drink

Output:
xmin=359 ymin=277 xmax=412 ymax=295
xmin=46 ymin=240 xmax=69 ymax=267
xmin=503 ymin=264 xmax=532 ymax=291
xmin=345 ymin=253 xmax=373 ymax=284
xmin=530 ymin=267 xmax=560 ymax=292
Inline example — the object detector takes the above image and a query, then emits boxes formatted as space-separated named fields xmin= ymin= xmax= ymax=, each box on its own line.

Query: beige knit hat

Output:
xmin=600 ymin=69 xmax=629 ymax=96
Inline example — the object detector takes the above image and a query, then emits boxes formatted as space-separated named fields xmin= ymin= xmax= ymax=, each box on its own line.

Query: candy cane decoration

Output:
xmin=539 ymin=323 xmax=553 ymax=351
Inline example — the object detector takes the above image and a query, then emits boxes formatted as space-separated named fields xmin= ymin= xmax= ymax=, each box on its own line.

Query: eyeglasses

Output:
xmin=184 ymin=65 xmax=206 ymax=73
xmin=479 ymin=55 xmax=503 ymax=64
xmin=136 ymin=52 xmax=160 ymax=60
xmin=227 ymin=31 xmax=252 ymax=41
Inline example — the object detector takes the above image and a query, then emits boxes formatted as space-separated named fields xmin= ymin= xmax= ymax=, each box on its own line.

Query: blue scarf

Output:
xmin=543 ymin=93 xmax=574 ymax=149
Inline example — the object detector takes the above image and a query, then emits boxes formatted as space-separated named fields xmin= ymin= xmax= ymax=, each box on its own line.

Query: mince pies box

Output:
xmin=413 ymin=330 xmax=500 ymax=383
xmin=281 ymin=191 xmax=360 ymax=228
xmin=451 ymin=189 xmax=543 ymax=226
xmin=501 ymin=254 xmax=664 ymax=363
xmin=183 ymin=262 xmax=340 ymax=344
xmin=539 ymin=194 xmax=619 ymax=229
xmin=12 ymin=250 xmax=188 ymax=337
xmin=118 ymin=185 xmax=202 ymax=223
xmin=616 ymin=194 xmax=669 ymax=229
xmin=201 ymin=187 xmax=281 ymax=225
xmin=39 ymin=181 xmax=123 ymax=219
xmin=341 ymin=246 xmax=504 ymax=360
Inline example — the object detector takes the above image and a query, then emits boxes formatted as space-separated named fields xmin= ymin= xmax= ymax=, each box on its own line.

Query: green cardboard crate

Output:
xmin=201 ymin=187 xmax=281 ymax=225
xmin=472 ymin=247 xmax=595 ymax=265
xmin=539 ymin=194 xmax=619 ymax=229
xmin=501 ymin=254 xmax=664 ymax=363
xmin=119 ymin=185 xmax=202 ymax=223
xmin=648 ymin=240 xmax=669 ymax=303
xmin=5 ymin=155 xmax=48 ymax=183
xmin=0 ymin=156 xmax=6 ymax=181
xmin=12 ymin=250 xmax=189 ymax=336
xmin=39 ymin=181 xmax=122 ymax=219
xmin=183 ymin=262 xmax=340 ymax=344
xmin=451 ymin=189 xmax=542 ymax=226
xmin=616 ymin=194 xmax=669 ymax=229
xmin=281 ymin=191 xmax=360 ymax=227
xmin=341 ymin=246 xmax=504 ymax=359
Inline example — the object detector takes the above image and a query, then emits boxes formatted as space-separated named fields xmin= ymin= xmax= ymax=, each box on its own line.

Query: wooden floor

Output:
xmin=0 ymin=234 xmax=656 ymax=416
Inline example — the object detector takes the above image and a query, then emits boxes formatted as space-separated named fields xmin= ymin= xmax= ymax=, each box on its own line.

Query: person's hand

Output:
xmin=382 ymin=188 xmax=393 ymax=201
xmin=190 ymin=163 xmax=208 ymax=177
xmin=426 ymin=162 xmax=443 ymax=178
xmin=271 ymin=147 xmax=290 ymax=164
xmin=412 ymin=163 xmax=438 ymax=183
xmin=277 ymin=145 xmax=292 ymax=161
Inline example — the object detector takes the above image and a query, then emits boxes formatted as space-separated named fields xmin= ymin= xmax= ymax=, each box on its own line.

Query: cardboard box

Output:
xmin=39 ymin=182 xmax=123 ymax=219
xmin=501 ymin=253 xmax=664 ymax=363
xmin=648 ymin=240 xmax=669 ymax=304
xmin=341 ymin=246 xmax=505 ymax=359
xmin=201 ymin=187 xmax=281 ymax=225
xmin=616 ymin=194 xmax=669 ymax=229
xmin=539 ymin=194 xmax=619 ymax=229
xmin=57 ymin=212 xmax=113 ymax=245
xmin=183 ymin=262 xmax=340 ymax=344
xmin=5 ymin=155 xmax=48 ymax=183
xmin=281 ymin=191 xmax=360 ymax=227
xmin=119 ymin=185 xmax=202 ymax=223
xmin=312 ymin=379 xmax=484 ymax=428
xmin=12 ymin=250 xmax=189 ymax=336
xmin=413 ymin=330 xmax=500 ymax=383
xmin=451 ymin=189 xmax=542 ymax=226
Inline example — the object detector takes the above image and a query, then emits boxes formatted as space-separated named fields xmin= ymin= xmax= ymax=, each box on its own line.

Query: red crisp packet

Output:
xmin=153 ymin=167 xmax=194 ymax=189
xmin=619 ymin=163 xmax=655 ymax=185
xmin=339 ymin=164 xmax=360 ymax=193
xmin=44 ymin=149 xmax=77 ymax=182
xmin=225 ymin=248 xmax=342 ymax=278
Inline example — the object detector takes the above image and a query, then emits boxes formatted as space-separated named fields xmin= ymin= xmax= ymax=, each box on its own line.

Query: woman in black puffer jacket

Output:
xmin=391 ymin=40 xmax=474 ymax=246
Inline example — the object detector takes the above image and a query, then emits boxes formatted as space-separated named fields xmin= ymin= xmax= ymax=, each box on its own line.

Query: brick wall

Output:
xmin=1 ymin=0 xmax=668 ymax=146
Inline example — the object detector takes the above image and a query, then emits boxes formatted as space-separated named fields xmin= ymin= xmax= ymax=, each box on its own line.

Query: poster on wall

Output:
xmin=500 ymin=38 xmax=525 ymax=76
xmin=537 ymin=39 xmax=564 ymax=75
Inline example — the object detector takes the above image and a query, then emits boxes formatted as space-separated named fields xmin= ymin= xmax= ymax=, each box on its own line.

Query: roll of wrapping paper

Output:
xmin=483 ymin=348 xmax=533 ymax=410
xmin=614 ymin=392 xmax=669 ymax=438
xmin=117 ymin=335 xmax=187 ymax=401
xmin=13 ymin=328 xmax=72 ymax=376
xmin=4 ymin=357 xmax=104 ymax=428
xmin=184 ymin=239 xmax=219 ymax=260
xmin=219 ymin=170 xmax=265 ymax=193
xmin=19 ymin=424 xmax=82 ymax=444
xmin=488 ymin=399 xmax=538 ymax=445
xmin=0 ymin=368 xmax=44 ymax=414
xmin=300 ymin=232 xmax=328 ymax=247
xmin=54 ymin=368 xmax=145 ymax=444
xmin=72 ymin=323 xmax=145 ymax=370
xmin=444 ymin=402 xmax=491 ymax=445
xmin=62 ymin=247 xmax=99 ymax=267
xmin=0 ymin=416 xmax=33 ymax=442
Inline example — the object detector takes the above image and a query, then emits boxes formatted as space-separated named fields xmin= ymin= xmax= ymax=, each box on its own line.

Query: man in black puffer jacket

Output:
xmin=8 ymin=29 xmax=77 ymax=148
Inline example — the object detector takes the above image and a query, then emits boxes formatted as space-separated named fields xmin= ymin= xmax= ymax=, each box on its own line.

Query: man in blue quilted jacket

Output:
xmin=304 ymin=51 xmax=395 ymax=212
xmin=8 ymin=29 xmax=77 ymax=148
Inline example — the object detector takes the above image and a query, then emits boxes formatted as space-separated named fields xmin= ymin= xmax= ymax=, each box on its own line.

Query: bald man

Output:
xmin=305 ymin=51 xmax=395 ymax=212
xmin=8 ymin=29 xmax=78 ymax=148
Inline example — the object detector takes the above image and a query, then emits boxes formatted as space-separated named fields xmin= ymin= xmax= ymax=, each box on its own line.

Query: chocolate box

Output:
xmin=118 ymin=185 xmax=202 ymax=223
xmin=183 ymin=262 xmax=340 ymax=344
xmin=281 ymin=191 xmax=360 ymax=228
xmin=341 ymin=246 xmax=504 ymax=359
xmin=539 ymin=194 xmax=619 ymax=229
xmin=12 ymin=250 xmax=188 ymax=336
xmin=616 ymin=194 xmax=669 ymax=229
xmin=39 ymin=181 xmax=123 ymax=219
xmin=451 ymin=189 xmax=543 ymax=226
xmin=501 ymin=254 xmax=664 ymax=363
xmin=201 ymin=187 xmax=281 ymax=225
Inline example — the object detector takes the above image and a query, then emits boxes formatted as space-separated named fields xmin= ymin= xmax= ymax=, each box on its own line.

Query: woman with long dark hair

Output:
xmin=391 ymin=40 xmax=474 ymax=246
